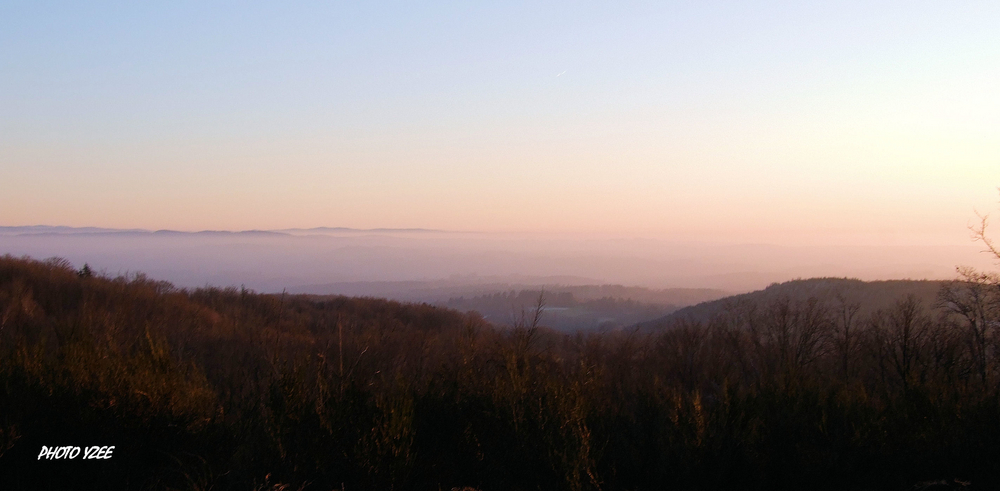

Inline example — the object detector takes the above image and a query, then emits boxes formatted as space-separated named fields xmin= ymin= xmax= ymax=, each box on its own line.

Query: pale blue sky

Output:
xmin=2 ymin=1 xmax=998 ymax=244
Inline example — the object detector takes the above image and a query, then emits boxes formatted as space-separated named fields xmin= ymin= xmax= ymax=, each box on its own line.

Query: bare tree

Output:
xmin=870 ymin=296 xmax=932 ymax=394
xmin=939 ymin=269 xmax=999 ymax=387
xmin=833 ymin=294 xmax=862 ymax=381
xmin=970 ymin=189 xmax=1000 ymax=263
xmin=937 ymin=189 xmax=1000 ymax=388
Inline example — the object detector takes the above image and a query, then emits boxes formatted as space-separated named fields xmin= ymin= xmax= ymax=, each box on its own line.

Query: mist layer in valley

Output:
xmin=2 ymin=225 xmax=994 ymax=330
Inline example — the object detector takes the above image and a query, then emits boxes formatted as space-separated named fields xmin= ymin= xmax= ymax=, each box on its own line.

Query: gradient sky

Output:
xmin=2 ymin=1 xmax=998 ymax=245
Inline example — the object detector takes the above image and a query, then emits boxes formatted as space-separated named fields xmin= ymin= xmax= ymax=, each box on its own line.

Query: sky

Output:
xmin=2 ymin=1 xmax=999 ymax=247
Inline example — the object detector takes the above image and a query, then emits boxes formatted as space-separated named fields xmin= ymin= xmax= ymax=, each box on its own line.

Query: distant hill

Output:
xmin=0 ymin=225 xmax=446 ymax=236
xmin=0 ymin=225 xmax=150 ymax=235
xmin=638 ymin=277 xmax=950 ymax=329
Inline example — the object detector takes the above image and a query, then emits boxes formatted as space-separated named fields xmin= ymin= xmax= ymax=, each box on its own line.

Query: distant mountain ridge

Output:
xmin=0 ymin=225 xmax=150 ymax=235
xmin=276 ymin=227 xmax=452 ymax=235
xmin=0 ymin=225 xmax=448 ymax=237
xmin=638 ymin=277 xmax=950 ymax=329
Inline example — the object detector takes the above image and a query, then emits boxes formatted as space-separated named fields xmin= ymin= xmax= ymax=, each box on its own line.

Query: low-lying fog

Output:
xmin=1 ymin=226 xmax=994 ymax=296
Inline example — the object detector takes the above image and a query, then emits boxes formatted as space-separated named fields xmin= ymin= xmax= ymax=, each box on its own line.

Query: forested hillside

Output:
xmin=2 ymin=255 xmax=1000 ymax=490
xmin=639 ymin=277 xmax=948 ymax=328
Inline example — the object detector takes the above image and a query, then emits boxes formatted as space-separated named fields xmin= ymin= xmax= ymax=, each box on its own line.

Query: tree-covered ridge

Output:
xmin=2 ymin=254 xmax=1000 ymax=490
xmin=641 ymin=277 xmax=949 ymax=328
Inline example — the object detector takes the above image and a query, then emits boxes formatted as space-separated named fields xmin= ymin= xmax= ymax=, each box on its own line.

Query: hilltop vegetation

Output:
xmin=641 ymin=277 xmax=947 ymax=328
xmin=2 ymin=255 xmax=1000 ymax=490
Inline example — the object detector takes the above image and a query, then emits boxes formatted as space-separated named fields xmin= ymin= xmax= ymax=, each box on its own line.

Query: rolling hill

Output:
xmin=638 ymin=277 xmax=951 ymax=329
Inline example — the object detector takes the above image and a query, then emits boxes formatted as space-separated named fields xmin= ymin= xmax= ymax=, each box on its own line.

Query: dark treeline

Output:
xmin=2 ymin=255 xmax=1000 ymax=490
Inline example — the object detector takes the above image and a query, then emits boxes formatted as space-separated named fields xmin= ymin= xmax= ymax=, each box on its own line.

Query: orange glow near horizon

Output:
xmin=2 ymin=2 xmax=998 ymax=249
